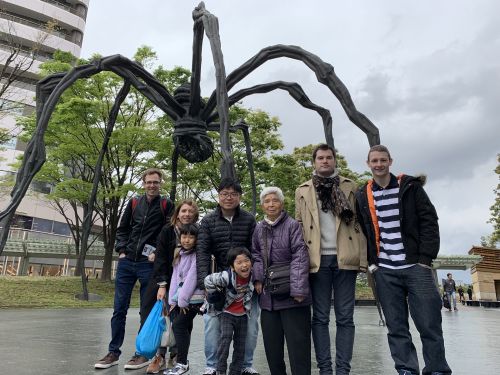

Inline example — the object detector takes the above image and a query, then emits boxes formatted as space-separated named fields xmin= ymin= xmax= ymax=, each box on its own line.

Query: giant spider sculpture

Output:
xmin=0 ymin=2 xmax=380 ymax=256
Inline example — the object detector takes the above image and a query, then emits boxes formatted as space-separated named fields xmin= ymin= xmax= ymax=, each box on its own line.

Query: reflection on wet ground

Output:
xmin=0 ymin=305 xmax=498 ymax=374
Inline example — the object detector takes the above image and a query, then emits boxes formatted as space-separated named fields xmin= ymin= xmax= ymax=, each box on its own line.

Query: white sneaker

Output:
xmin=201 ymin=367 xmax=216 ymax=375
xmin=242 ymin=368 xmax=260 ymax=375
xmin=166 ymin=361 xmax=189 ymax=375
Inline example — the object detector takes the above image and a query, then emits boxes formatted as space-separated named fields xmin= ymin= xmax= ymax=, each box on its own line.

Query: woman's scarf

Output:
xmin=312 ymin=171 xmax=353 ymax=224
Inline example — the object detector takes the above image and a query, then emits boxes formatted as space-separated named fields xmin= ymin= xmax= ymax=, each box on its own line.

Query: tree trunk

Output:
xmin=101 ymin=244 xmax=114 ymax=281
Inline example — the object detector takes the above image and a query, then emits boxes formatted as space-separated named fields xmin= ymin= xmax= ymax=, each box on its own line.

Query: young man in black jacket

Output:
xmin=95 ymin=168 xmax=173 ymax=370
xmin=355 ymin=145 xmax=451 ymax=375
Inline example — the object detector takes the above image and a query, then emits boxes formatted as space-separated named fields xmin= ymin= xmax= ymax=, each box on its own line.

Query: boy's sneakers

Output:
xmin=242 ymin=368 xmax=260 ymax=375
xmin=201 ymin=367 xmax=216 ymax=375
xmin=147 ymin=354 xmax=166 ymax=374
xmin=165 ymin=361 xmax=189 ymax=375
xmin=94 ymin=352 xmax=119 ymax=369
xmin=124 ymin=354 xmax=150 ymax=370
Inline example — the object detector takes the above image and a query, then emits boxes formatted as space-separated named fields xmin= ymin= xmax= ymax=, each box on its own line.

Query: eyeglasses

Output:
xmin=219 ymin=192 xmax=240 ymax=199
xmin=144 ymin=181 xmax=161 ymax=185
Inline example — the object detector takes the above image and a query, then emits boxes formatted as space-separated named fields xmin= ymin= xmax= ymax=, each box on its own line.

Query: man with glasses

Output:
xmin=95 ymin=168 xmax=174 ymax=370
xmin=196 ymin=178 xmax=259 ymax=375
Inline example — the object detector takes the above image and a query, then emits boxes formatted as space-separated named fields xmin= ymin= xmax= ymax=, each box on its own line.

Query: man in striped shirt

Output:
xmin=356 ymin=145 xmax=451 ymax=375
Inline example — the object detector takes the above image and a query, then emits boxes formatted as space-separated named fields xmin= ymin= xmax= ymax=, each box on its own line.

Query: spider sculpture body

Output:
xmin=0 ymin=2 xmax=379 ymax=254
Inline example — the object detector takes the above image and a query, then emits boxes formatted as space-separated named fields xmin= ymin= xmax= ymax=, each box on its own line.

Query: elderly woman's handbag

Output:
xmin=263 ymin=230 xmax=291 ymax=298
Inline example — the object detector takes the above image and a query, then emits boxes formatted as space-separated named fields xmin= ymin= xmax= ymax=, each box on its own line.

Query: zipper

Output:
xmin=135 ymin=197 xmax=152 ymax=261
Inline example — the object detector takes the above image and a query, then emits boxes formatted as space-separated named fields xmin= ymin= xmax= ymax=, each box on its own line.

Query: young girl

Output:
xmin=204 ymin=247 xmax=254 ymax=375
xmin=166 ymin=224 xmax=205 ymax=375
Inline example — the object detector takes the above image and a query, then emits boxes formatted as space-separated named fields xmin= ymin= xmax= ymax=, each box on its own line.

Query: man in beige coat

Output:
xmin=295 ymin=144 xmax=366 ymax=375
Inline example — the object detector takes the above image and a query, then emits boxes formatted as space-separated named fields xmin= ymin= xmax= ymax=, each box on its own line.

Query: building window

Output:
xmin=52 ymin=221 xmax=71 ymax=236
xmin=32 ymin=217 xmax=53 ymax=233
xmin=12 ymin=214 xmax=33 ymax=230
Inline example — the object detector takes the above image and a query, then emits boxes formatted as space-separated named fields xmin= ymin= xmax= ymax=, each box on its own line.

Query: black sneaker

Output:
xmin=124 ymin=354 xmax=150 ymax=370
xmin=95 ymin=352 xmax=119 ymax=369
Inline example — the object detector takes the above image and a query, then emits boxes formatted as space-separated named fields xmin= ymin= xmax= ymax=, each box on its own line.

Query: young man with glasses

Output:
xmin=95 ymin=168 xmax=174 ymax=370
xmin=196 ymin=178 xmax=259 ymax=375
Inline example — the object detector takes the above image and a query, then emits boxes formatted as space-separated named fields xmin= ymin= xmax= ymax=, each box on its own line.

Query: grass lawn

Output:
xmin=0 ymin=276 xmax=140 ymax=309
xmin=0 ymin=276 xmax=374 ymax=309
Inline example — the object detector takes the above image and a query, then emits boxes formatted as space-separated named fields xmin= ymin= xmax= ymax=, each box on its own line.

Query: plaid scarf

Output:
xmin=312 ymin=172 xmax=354 ymax=224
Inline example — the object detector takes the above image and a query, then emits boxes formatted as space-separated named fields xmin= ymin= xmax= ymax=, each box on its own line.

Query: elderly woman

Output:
xmin=252 ymin=187 xmax=311 ymax=375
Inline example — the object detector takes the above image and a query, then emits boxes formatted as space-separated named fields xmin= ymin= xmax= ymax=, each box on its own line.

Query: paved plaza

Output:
xmin=1 ymin=305 xmax=498 ymax=374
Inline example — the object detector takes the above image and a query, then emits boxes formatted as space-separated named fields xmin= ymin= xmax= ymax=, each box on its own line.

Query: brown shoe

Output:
xmin=95 ymin=352 xmax=119 ymax=369
xmin=146 ymin=354 xmax=165 ymax=374
xmin=124 ymin=354 xmax=150 ymax=370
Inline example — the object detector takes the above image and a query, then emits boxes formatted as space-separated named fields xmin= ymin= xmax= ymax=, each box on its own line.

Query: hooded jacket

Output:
xmin=252 ymin=211 xmax=311 ymax=311
xmin=355 ymin=174 xmax=440 ymax=267
xmin=169 ymin=248 xmax=205 ymax=308
xmin=204 ymin=268 xmax=254 ymax=314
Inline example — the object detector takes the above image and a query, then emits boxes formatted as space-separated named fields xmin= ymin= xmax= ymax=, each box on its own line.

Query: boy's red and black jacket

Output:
xmin=355 ymin=174 xmax=440 ymax=267
xmin=115 ymin=194 xmax=174 ymax=261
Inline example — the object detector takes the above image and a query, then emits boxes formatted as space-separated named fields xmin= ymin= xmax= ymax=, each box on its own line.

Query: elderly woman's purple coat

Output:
xmin=252 ymin=211 xmax=311 ymax=311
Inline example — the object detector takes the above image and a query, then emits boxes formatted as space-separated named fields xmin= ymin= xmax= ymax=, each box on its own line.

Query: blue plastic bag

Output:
xmin=135 ymin=300 xmax=166 ymax=359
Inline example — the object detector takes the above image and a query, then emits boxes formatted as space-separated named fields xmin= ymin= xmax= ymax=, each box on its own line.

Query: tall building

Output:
xmin=0 ymin=0 xmax=89 ymax=241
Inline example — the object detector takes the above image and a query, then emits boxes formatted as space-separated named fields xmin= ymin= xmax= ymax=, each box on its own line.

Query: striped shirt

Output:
xmin=372 ymin=175 xmax=413 ymax=269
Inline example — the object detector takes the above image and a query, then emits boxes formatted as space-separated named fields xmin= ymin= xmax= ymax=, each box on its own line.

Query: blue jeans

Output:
xmin=374 ymin=265 xmax=452 ymax=375
xmin=310 ymin=255 xmax=357 ymax=375
xmin=108 ymin=257 xmax=153 ymax=356
xmin=204 ymin=293 xmax=260 ymax=369
xmin=445 ymin=291 xmax=457 ymax=310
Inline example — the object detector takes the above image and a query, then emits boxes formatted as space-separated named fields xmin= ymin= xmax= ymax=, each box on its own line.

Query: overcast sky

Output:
xmin=80 ymin=1 xmax=499 ymax=281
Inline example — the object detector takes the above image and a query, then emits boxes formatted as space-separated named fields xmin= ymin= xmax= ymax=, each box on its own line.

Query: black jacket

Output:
xmin=115 ymin=194 xmax=174 ymax=261
xmin=151 ymin=224 xmax=177 ymax=284
xmin=355 ymin=174 xmax=439 ymax=267
xmin=196 ymin=205 xmax=256 ymax=289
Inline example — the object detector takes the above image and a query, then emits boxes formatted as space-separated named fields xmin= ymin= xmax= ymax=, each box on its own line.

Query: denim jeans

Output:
xmin=445 ymin=291 xmax=457 ymax=310
xmin=310 ymin=255 xmax=357 ymax=375
xmin=108 ymin=257 xmax=153 ymax=356
xmin=374 ymin=265 xmax=452 ymax=375
xmin=204 ymin=292 xmax=260 ymax=369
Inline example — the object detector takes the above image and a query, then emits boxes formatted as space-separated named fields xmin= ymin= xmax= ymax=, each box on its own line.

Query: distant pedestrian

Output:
xmin=457 ymin=285 xmax=465 ymax=304
xmin=467 ymin=286 xmax=473 ymax=301
xmin=443 ymin=273 xmax=457 ymax=311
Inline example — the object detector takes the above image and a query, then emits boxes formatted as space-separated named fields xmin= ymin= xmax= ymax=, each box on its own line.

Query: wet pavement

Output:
xmin=1 ymin=305 xmax=498 ymax=374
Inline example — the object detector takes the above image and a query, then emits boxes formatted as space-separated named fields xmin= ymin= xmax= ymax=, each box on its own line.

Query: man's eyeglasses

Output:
xmin=145 ymin=181 xmax=161 ymax=185
xmin=219 ymin=192 xmax=240 ymax=199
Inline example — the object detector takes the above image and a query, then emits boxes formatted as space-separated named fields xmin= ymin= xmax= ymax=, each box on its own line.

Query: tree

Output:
xmin=482 ymin=154 xmax=500 ymax=248
xmin=19 ymin=47 xmax=190 ymax=281
xmin=0 ymin=14 xmax=56 ymax=143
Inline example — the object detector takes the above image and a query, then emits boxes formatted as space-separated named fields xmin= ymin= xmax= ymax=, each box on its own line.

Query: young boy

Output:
xmin=204 ymin=247 xmax=254 ymax=375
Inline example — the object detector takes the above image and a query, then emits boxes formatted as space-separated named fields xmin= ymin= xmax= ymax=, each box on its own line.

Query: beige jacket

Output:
xmin=295 ymin=176 xmax=367 ymax=273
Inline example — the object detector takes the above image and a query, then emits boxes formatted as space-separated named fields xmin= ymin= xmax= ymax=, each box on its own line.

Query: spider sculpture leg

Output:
xmin=203 ymin=44 xmax=380 ymax=147
xmin=0 ymin=56 xmax=184 ymax=255
xmin=207 ymin=80 xmax=335 ymax=149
